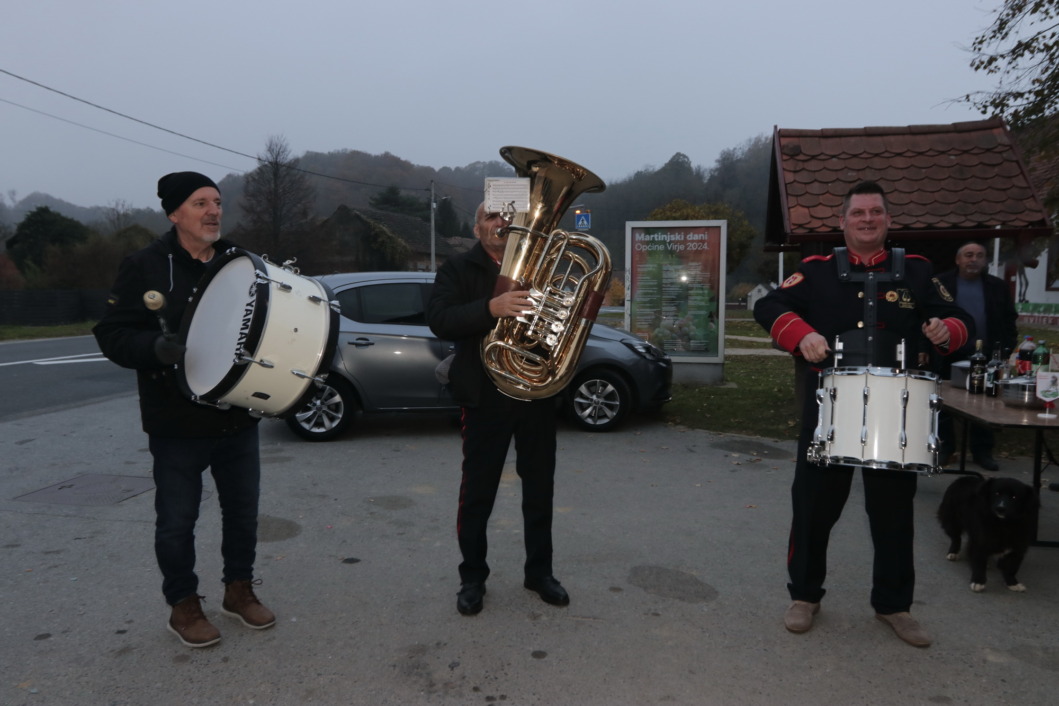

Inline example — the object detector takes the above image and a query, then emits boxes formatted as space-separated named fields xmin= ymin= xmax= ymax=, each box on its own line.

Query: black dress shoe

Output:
xmin=524 ymin=576 xmax=570 ymax=606
xmin=974 ymin=454 xmax=1000 ymax=471
xmin=457 ymin=582 xmax=485 ymax=616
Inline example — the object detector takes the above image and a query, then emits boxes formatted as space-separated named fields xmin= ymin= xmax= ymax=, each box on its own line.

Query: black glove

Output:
xmin=154 ymin=335 xmax=186 ymax=365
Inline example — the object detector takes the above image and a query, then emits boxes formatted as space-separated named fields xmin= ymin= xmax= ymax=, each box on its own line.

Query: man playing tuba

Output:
xmin=427 ymin=203 xmax=571 ymax=616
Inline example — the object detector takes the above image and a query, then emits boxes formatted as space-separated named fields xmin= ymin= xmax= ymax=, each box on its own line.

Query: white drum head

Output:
xmin=182 ymin=255 xmax=263 ymax=397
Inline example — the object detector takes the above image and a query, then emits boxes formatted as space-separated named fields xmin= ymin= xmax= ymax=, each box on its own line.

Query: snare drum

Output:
xmin=808 ymin=366 xmax=942 ymax=474
xmin=178 ymin=248 xmax=339 ymax=417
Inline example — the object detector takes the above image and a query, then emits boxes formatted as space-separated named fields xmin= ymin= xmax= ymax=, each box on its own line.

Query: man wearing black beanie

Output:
xmin=94 ymin=172 xmax=276 ymax=648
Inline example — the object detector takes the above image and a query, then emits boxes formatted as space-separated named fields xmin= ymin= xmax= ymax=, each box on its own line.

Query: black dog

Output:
xmin=937 ymin=475 xmax=1038 ymax=592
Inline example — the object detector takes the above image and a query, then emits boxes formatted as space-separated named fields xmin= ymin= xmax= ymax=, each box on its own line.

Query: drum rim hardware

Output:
xmin=176 ymin=247 xmax=340 ymax=418
xmin=809 ymin=364 xmax=943 ymax=475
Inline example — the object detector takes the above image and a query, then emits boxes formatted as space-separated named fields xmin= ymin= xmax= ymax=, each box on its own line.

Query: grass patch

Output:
xmin=0 ymin=322 xmax=96 ymax=341
xmin=664 ymin=353 xmax=800 ymax=442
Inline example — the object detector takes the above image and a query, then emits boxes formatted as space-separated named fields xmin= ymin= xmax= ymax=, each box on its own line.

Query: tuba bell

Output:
xmin=481 ymin=146 xmax=612 ymax=400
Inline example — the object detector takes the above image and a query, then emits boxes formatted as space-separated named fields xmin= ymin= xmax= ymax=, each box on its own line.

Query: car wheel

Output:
xmin=285 ymin=375 xmax=358 ymax=441
xmin=566 ymin=369 xmax=631 ymax=432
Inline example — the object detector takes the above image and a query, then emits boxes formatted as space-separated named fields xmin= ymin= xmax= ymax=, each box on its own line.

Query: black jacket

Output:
xmin=426 ymin=242 xmax=501 ymax=407
xmin=934 ymin=269 xmax=1019 ymax=362
xmin=93 ymin=229 xmax=258 ymax=437
xmin=754 ymin=249 xmax=973 ymax=369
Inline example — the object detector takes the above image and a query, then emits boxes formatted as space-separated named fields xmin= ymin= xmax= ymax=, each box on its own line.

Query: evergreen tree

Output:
xmin=370 ymin=185 xmax=430 ymax=221
xmin=7 ymin=206 xmax=92 ymax=273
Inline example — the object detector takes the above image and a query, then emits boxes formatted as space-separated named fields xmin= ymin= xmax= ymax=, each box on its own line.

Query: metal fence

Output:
xmin=0 ymin=290 xmax=108 ymax=326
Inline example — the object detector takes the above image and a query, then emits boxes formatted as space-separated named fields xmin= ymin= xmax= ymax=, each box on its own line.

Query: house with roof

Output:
xmin=764 ymin=118 xmax=1054 ymax=309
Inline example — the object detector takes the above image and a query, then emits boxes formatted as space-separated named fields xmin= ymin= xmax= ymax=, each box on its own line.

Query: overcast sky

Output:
xmin=1 ymin=0 xmax=1003 ymax=211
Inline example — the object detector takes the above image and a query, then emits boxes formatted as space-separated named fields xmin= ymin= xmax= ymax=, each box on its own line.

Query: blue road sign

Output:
xmin=575 ymin=212 xmax=591 ymax=230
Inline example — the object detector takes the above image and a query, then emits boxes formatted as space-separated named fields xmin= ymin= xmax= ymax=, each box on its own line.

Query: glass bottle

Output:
xmin=986 ymin=341 xmax=1003 ymax=397
xmin=968 ymin=339 xmax=987 ymax=394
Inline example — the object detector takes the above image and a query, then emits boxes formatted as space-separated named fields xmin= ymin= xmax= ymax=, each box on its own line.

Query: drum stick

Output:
xmin=143 ymin=290 xmax=173 ymax=337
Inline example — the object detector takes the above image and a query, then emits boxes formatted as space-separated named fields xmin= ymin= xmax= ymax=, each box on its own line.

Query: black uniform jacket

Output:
xmin=754 ymin=249 xmax=973 ymax=370
xmin=93 ymin=229 xmax=258 ymax=437
xmin=934 ymin=269 xmax=1019 ymax=362
xmin=426 ymin=241 xmax=501 ymax=407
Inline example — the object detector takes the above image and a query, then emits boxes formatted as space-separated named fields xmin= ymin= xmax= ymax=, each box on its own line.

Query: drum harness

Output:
xmin=833 ymin=246 xmax=907 ymax=368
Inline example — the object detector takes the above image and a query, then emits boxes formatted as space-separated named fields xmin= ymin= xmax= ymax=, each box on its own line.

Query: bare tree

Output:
xmin=965 ymin=1 xmax=1059 ymax=133
xmin=239 ymin=135 xmax=316 ymax=259
xmin=104 ymin=199 xmax=134 ymax=234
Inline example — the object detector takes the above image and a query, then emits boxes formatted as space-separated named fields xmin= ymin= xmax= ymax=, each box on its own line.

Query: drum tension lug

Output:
xmin=254 ymin=271 xmax=293 ymax=292
xmin=236 ymin=348 xmax=275 ymax=369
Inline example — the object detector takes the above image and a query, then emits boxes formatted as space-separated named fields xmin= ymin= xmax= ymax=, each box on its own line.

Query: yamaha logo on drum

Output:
xmin=235 ymin=282 xmax=257 ymax=358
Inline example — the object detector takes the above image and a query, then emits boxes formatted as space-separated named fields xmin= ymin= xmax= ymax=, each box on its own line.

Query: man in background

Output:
xmin=935 ymin=241 xmax=1019 ymax=471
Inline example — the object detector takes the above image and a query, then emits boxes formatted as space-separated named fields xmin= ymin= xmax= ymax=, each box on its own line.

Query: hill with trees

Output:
xmin=1 ymin=135 xmax=773 ymax=292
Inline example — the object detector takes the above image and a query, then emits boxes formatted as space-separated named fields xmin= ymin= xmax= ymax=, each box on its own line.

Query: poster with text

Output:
xmin=625 ymin=221 xmax=726 ymax=361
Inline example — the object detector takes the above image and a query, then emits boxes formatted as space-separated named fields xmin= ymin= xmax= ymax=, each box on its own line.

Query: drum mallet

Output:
xmin=143 ymin=290 xmax=173 ymax=337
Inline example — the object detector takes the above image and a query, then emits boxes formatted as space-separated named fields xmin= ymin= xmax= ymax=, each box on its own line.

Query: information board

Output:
xmin=625 ymin=220 xmax=726 ymax=361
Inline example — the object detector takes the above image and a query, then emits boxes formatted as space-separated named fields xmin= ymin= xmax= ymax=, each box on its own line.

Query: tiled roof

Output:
xmin=765 ymin=118 xmax=1053 ymax=250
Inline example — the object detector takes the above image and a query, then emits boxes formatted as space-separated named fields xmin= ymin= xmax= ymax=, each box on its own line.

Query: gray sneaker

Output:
xmin=784 ymin=600 xmax=820 ymax=633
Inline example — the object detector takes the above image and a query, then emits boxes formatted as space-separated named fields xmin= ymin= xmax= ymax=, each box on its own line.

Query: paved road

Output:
xmin=2 ymin=391 xmax=1059 ymax=704
xmin=0 ymin=336 xmax=132 ymax=422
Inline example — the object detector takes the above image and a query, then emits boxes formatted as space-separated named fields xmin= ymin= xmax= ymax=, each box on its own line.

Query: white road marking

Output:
xmin=0 ymin=353 xmax=108 ymax=367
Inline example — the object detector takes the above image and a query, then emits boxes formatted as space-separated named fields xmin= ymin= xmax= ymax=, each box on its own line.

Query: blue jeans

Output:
xmin=149 ymin=426 xmax=260 ymax=605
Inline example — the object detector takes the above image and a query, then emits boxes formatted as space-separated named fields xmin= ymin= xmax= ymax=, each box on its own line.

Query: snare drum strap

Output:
xmin=834 ymin=247 xmax=906 ymax=367
xmin=834 ymin=247 xmax=905 ymax=331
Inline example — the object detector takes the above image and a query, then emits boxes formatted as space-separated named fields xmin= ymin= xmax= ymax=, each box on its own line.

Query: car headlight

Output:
xmin=622 ymin=338 xmax=668 ymax=362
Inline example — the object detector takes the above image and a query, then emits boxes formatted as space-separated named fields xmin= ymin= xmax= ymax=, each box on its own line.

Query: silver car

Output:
xmin=285 ymin=272 xmax=672 ymax=440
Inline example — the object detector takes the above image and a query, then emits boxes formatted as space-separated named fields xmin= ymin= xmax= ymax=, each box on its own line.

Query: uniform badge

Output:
xmin=932 ymin=277 xmax=954 ymax=302
xmin=781 ymin=272 xmax=804 ymax=289
xmin=885 ymin=290 xmax=898 ymax=303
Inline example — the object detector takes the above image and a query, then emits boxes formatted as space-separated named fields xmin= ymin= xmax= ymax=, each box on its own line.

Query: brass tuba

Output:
xmin=481 ymin=146 xmax=612 ymax=400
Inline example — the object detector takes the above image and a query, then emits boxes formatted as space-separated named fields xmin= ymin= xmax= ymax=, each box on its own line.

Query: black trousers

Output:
xmin=937 ymin=410 xmax=995 ymax=458
xmin=456 ymin=389 xmax=557 ymax=585
xmin=789 ymin=369 xmax=918 ymax=614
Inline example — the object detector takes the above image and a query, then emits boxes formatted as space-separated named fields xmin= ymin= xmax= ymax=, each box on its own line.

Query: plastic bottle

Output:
xmin=1017 ymin=335 xmax=1036 ymax=376
xmin=968 ymin=340 xmax=987 ymax=394
xmin=1033 ymin=339 xmax=1050 ymax=373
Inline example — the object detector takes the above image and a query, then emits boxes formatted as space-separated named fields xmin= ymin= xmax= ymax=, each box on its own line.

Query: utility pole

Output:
xmin=430 ymin=180 xmax=436 ymax=272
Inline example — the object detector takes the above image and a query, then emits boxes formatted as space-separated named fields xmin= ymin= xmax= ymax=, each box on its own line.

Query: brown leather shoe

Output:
xmin=168 ymin=595 xmax=221 ymax=648
xmin=222 ymin=579 xmax=276 ymax=629
xmin=784 ymin=600 xmax=820 ymax=633
xmin=876 ymin=612 xmax=931 ymax=647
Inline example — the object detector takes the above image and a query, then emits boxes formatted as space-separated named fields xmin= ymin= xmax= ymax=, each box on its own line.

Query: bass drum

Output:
xmin=178 ymin=248 xmax=339 ymax=417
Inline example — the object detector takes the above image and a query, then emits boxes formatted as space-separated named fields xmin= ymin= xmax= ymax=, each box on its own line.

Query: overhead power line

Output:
xmin=0 ymin=67 xmax=468 ymax=196
xmin=0 ymin=97 xmax=244 ymax=172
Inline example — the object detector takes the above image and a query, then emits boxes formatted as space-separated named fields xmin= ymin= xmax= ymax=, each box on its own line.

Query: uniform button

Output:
xmin=858 ymin=291 xmax=864 ymax=299
xmin=857 ymin=321 xmax=864 ymax=328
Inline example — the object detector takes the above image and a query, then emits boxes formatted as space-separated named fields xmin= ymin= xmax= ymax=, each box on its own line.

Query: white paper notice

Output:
xmin=484 ymin=178 xmax=531 ymax=214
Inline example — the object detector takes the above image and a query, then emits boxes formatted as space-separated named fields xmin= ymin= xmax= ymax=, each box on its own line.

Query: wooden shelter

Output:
xmin=764 ymin=118 xmax=1052 ymax=268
